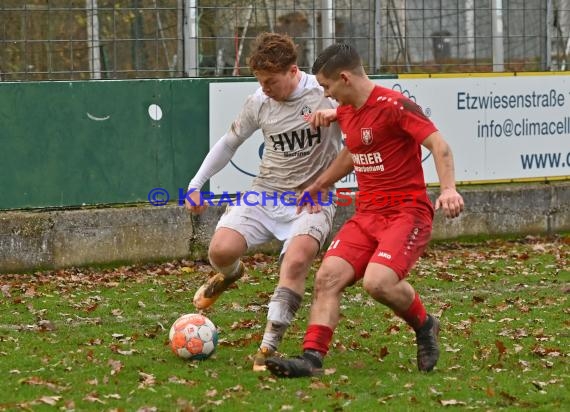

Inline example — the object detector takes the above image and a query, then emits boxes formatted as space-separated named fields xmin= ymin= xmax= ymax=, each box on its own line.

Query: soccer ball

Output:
xmin=169 ymin=313 xmax=218 ymax=360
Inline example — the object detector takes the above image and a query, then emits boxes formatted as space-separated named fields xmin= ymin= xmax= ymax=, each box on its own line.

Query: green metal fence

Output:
xmin=1 ymin=1 xmax=569 ymax=80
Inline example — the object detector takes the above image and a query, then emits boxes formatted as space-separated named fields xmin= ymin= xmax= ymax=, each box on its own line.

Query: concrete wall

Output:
xmin=1 ymin=182 xmax=569 ymax=273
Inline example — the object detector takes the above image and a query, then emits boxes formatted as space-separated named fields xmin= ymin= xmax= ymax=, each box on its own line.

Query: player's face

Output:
xmin=254 ymin=66 xmax=298 ymax=101
xmin=316 ymin=72 xmax=350 ymax=106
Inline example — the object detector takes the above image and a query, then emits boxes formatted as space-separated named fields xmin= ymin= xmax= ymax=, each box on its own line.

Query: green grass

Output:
xmin=0 ymin=234 xmax=568 ymax=411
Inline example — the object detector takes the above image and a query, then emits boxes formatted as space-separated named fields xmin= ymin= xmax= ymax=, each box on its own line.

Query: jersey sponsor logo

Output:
xmin=361 ymin=128 xmax=373 ymax=145
xmin=351 ymin=151 xmax=385 ymax=173
xmin=377 ymin=251 xmax=392 ymax=260
xmin=351 ymin=152 xmax=382 ymax=165
xmin=270 ymin=127 xmax=321 ymax=154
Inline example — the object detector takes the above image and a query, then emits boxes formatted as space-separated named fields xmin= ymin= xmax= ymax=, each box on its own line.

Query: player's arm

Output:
xmin=307 ymin=108 xmax=338 ymax=129
xmin=185 ymin=130 xmax=245 ymax=214
xmin=297 ymin=147 xmax=353 ymax=214
xmin=422 ymin=131 xmax=464 ymax=218
xmin=186 ymin=94 xmax=259 ymax=214
xmin=313 ymin=147 xmax=353 ymax=188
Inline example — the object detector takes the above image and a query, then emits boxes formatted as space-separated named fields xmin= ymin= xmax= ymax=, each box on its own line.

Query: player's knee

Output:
xmin=280 ymin=255 xmax=311 ymax=279
xmin=314 ymin=268 xmax=347 ymax=295
xmin=208 ymin=232 xmax=246 ymax=266
xmin=208 ymin=244 xmax=236 ymax=268
xmin=362 ymin=277 xmax=391 ymax=302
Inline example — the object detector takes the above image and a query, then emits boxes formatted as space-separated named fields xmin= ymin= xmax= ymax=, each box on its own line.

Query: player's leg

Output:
xmin=192 ymin=228 xmax=247 ymax=310
xmin=265 ymin=255 xmax=355 ymax=377
xmin=253 ymin=204 xmax=335 ymax=371
xmin=362 ymin=263 xmax=439 ymax=372
xmin=363 ymin=209 xmax=438 ymax=372
xmin=193 ymin=204 xmax=272 ymax=310
xmin=253 ymin=234 xmax=319 ymax=370
xmin=266 ymin=216 xmax=374 ymax=378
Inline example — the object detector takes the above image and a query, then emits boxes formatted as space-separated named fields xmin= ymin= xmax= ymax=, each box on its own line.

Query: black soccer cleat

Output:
xmin=415 ymin=314 xmax=440 ymax=372
xmin=265 ymin=352 xmax=323 ymax=378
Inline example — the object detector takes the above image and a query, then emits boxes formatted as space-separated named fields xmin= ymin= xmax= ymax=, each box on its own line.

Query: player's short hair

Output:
xmin=312 ymin=43 xmax=363 ymax=78
xmin=248 ymin=32 xmax=298 ymax=73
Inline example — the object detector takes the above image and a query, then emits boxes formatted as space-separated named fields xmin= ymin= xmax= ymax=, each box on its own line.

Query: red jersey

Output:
xmin=337 ymin=85 xmax=437 ymax=214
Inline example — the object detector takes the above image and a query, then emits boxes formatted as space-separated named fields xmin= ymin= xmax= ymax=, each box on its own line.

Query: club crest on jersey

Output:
xmin=301 ymin=105 xmax=312 ymax=121
xmin=361 ymin=128 xmax=373 ymax=145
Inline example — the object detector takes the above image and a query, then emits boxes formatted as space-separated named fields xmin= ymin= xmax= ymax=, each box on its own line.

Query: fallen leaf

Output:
xmin=39 ymin=396 xmax=62 ymax=406
xmin=531 ymin=381 xmax=547 ymax=390
xmin=108 ymin=359 xmax=123 ymax=375
xmin=37 ymin=320 xmax=56 ymax=331
xmin=309 ymin=381 xmax=328 ymax=389
xmin=440 ymin=399 xmax=467 ymax=406
xmin=104 ymin=393 xmax=121 ymax=399
xmin=495 ymin=340 xmax=507 ymax=360
xmin=138 ymin=372 xmax=156 ymax=388
xmin=1 ymin=284 xmax=11 ymax=297
xmin=83 ymin=393 xmax=105 ymax=404
xmin=21 ymin=376 xmax=66 ymax=392
xmin=444 ymin=344 xmax=461 ymax=353
xmin=499 ymin=391 xmax=518 ymax=402
xmin=430 ymin=387 xmax=443 ymax=396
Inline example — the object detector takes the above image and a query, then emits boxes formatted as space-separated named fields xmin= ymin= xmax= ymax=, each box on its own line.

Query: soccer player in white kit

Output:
xmin=185 ymin=33 xmax=343 ymax=371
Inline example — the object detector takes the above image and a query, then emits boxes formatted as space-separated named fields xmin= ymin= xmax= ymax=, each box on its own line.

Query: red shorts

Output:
xmin=325 ymin=208 xmax=433 ymax=280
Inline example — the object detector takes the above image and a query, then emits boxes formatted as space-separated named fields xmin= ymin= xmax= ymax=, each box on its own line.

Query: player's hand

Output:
xmin=184 ymin=190 xmax=208 ymax=215
xmin=296 ymin=183 xmax=330 ymax=214
xmin=435 ymin=188 xmax=464 ymax=218
xmin=307 ymin=109 xmax=338 ymax=130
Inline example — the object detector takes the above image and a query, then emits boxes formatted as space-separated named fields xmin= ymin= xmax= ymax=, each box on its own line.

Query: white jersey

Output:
xmin=231 ymin=71 xmax=343 ymax=192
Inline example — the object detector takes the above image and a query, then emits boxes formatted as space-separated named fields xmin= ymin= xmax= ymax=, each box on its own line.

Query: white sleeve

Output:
xmin=187 ymin=131 xmax=245 ymax=191
xmin=188 ymin=92 xmax=261 ymax=191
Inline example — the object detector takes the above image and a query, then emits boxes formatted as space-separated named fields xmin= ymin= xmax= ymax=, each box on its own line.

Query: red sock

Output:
xmin=302 ymin=324 xmax=334 ymax=356
xmin=397 ymin=292 xmax=427 ymax=330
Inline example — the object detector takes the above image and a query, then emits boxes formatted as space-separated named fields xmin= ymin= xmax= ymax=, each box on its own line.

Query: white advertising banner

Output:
xmin=209 ymin=75 xmax=570 ymax=194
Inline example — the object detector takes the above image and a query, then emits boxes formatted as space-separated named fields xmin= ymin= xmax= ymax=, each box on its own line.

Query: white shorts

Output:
xmin=216 ymin=194 xmax=336 ymax=255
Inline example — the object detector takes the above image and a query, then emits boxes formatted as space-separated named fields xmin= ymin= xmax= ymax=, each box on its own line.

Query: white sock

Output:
xmin=261 ymin=287 xmax=302 ymax=351
xmin=210 ymin=259 xmax=240 ymax=278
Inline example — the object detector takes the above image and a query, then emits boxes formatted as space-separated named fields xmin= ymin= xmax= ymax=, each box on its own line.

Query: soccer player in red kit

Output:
xmin=266 ymin=43 xmax=464 ymax=377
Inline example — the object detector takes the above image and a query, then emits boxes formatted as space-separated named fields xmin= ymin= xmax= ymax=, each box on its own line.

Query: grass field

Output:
xmin=0 ymin=234 xmax=568 ymax=411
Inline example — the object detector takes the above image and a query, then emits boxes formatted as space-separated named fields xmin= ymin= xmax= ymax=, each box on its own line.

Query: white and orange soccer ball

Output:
xmin=169 ymin=313 xmax=218 ymax=360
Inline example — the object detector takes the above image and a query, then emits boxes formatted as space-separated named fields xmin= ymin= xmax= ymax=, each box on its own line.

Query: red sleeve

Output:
xmin=396 ymin=97 xmax=438 ymax=144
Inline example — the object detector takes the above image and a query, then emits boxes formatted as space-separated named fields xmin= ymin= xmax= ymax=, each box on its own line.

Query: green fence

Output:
xmin=0 ymin=75 xmax=404 ymax=211
xmin=0 ymin=79 xmax=212 ymax=210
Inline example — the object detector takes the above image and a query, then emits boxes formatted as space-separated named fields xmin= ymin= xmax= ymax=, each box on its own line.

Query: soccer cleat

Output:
xmin=265 ymin=352 xmax=323 ymax=378
xmin=193 ymin=262 xmax=245 ymax=310
xmin=415 ymin=314 xmax=440 ymax=372
xmin=252 ymin=347 xmax=275 ymax=372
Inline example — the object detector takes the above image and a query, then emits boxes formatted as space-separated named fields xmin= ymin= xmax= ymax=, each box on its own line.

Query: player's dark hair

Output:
xmin=248 ymin=32 xmax=298 ymax=73
xmin=312 ymin=43 xmax=363 ymax=78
